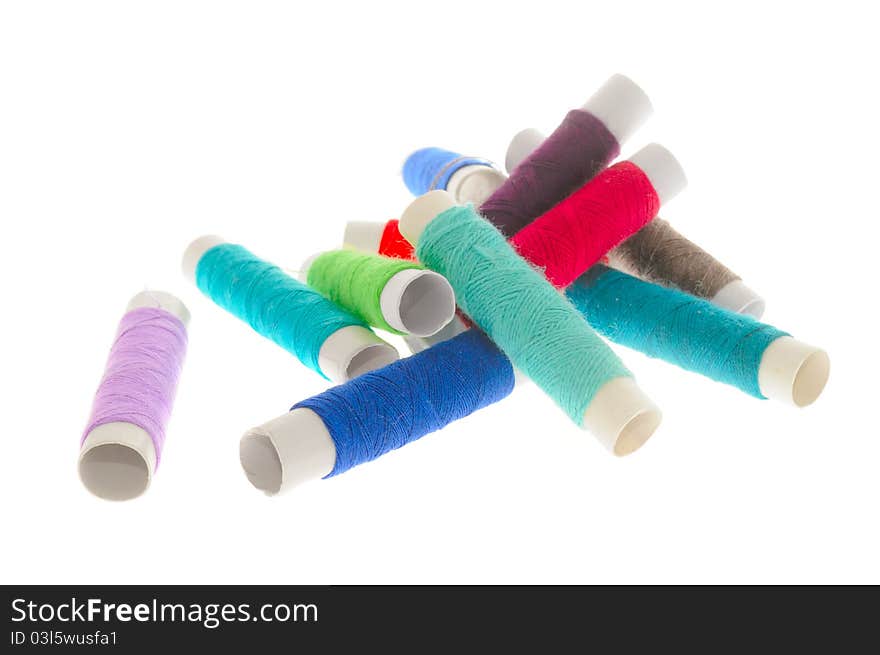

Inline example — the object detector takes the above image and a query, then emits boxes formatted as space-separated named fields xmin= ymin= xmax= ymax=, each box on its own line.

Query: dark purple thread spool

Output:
xmin=480 ymin=74 xmax=653 ymax=237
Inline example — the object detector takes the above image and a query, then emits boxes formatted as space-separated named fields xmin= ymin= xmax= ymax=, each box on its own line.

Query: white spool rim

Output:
xmin=398 ymin=190 xmax=456 ymax=247
xmin=127 ymin=290 xmax=191 ymax=326
xmin=581 ymin=377 xmax=662 ymax=456
xmin=182 ymin=234 xmax=226 ymax=283
xmin=711 ymin=279 xmax=766 ymax=319
xmin=343 ymin=221 xmax=386 ymax=253
xmin=758 ymin=336 xmax=830 ymax=407
xmin=318 ymin=325 xmax=399 ymax=383
xmin=79 ymin=422 xmax=156 ymax=501
xmin=240 ymin=408 xmax=337 ymax=495
xmin=627 ymin=143 xmax=688 ymax=206
xmin=505 ymin=128 xmax=546 ymax=173
xmin=446 ymin=164 xmax=507 ymax=206
xmin=582 ymin=74 xmax=653 ymax=146
xmin=380 ymin=269 xmax=456 ymax=336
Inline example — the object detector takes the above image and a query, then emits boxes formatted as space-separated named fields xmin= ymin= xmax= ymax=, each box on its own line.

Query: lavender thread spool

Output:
xmin=79 ymin=291 xmax=189 ymax=501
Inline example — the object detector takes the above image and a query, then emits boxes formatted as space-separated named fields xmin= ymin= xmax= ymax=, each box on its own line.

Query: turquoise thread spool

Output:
xmin=182 ymin=235 xmax=399 ymax=382
xmin=399 ymin=191 xmax=662 ymax=456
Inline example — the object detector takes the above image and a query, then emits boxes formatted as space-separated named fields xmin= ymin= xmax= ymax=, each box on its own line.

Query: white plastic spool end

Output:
xmin=758 ymin=336 xmax=830 ymax=407
xmin=446 ymin=164 xmax=507 ymax=206
xmin=582 ymin=74 xmax=653 ymax=146
xmin=78 ymin=290 xmax=190 ymax=501
xmin=240 ymin=408 xmax=337 ymax=495
xmin=182 ymin=234 xmax=226 ymax=283
xmin=403 ymin=314 xmax=469 ymax=354
xmin=711 ymin=279 xmax=766 ymax=319
xmin=380 ymin=269 xmax=456 ymax=337
xmin=343 ymin=221 xmax=386 ymax=254
xmin=628 ymin=143 xmax=688 ymax=206
xmin=318 ymin=325 xmax=399 ymax=383
xmin=582 ymin=377 xmax=662 ymax=456
xmin=505 ymin=128 xmax=546 ymax=173
xmin=398 ymin=190 xmax=456 ymax=247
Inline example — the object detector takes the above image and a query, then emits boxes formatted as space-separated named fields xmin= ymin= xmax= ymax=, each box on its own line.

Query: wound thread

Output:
xmin=416 ymin=205 xmax=631 ymax=424
xmin=510 ymin=161 xmax=660 ymax=288
xmin=608 ymin=218 xmax=740 ymax=299
xmin=82 ymin=307 xmax=188 ymax=464
xmin=294 ymin=329 xmax=515 ymax=476
xmin=479 ymin=109 xmax=619 ymax=236
xmin=566 ymin=266 xmax=787 ymax=397
xmin=194 ymin=243 xmax=371 ymax=379
xmin=402 ymin=147 xmax=494 ymax=196
xmin=378 ymin=219 xmax=415 ymax=260
xmin=306 ymin=250 xmax=428 ymax=335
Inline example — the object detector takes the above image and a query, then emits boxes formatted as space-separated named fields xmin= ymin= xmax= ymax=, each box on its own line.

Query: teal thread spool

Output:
xmin=399 ymin=191 xmax=661 ymax=456
xmin=182 ymin=236 xmax=399 ymax=382
xmin=301 ymin=250 xmax=456 ymax=337
xmin=567 ymin=266 xmax=830 ymax=406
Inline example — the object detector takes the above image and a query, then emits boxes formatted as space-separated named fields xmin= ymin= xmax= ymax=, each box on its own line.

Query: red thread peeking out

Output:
xmin=378 ymin=219 xmax=416 ymax=260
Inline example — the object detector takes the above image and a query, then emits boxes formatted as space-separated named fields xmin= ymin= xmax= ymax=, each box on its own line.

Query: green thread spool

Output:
xmin=303 ymin=250 xmax=456 ymax=337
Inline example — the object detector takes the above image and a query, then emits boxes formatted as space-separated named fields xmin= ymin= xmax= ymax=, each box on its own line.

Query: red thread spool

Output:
xmin=510 ymin=161 xmax=659 ymax=288
xmin=378 ymin=219 xmax=415 ymax=260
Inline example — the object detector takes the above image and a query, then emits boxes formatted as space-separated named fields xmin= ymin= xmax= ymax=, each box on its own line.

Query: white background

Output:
xmin=1 ymin=1 xmax=876 ymax=584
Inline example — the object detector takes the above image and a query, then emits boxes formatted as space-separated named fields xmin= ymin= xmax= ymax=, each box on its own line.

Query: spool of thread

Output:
xmin=402 ymin=147 xmax=507 ymax=206
xmin=399 ymin=190 xmax=661 ymax=453
xmin=506 ymin=127 xmax=765 ymax=318
xmin=79 ymin=291 xmax=189 ymax=501
xmin=300 ymin=250 xmax=456 ymax=337
xmin=480 ymin=73 xmax=652 ymax=237
xmin=240 ymin=329 xmax=515 ymax=494
xmin=182 ymin=236 xmax=398 ymax=382
xmin=509 ymin=143 xmax=686 ymax=289
xmin=567 ymin=266 xmax=829 ymax=405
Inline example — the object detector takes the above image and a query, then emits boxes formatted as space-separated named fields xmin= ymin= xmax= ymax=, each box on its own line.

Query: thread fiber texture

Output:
xmin=307 ymin=250 xmax=426 ymax=334
xmin=608 ymin=218 xmax=740 ymax=299
xmin=195 ymin=243 xmax=368 ymax=378
xmin=403 ymin=147 xmax=494 ymax=196
xmin=82 ymin=307 xmax=187 ymax=464
xmin=567 ymin=266 xmax=787 ymax=397
xmin=510 ymin=161 xmax=660 ymax=288
xmin=294 ymin=329 xmax=515 ymax=476
xmin=378 ymin=219 xmax=415 ymax=260
xmin=479 ymin=109 xmax=619 ymax=237
xmin=416 ymin=205 xmax=630 ymax=424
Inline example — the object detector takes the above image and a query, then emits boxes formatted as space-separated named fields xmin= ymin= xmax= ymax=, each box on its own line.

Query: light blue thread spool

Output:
xmin=403 ymin=147 xmax=506 ymax=206
xmin=399 ymin=191 xmax=661 ymax=456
